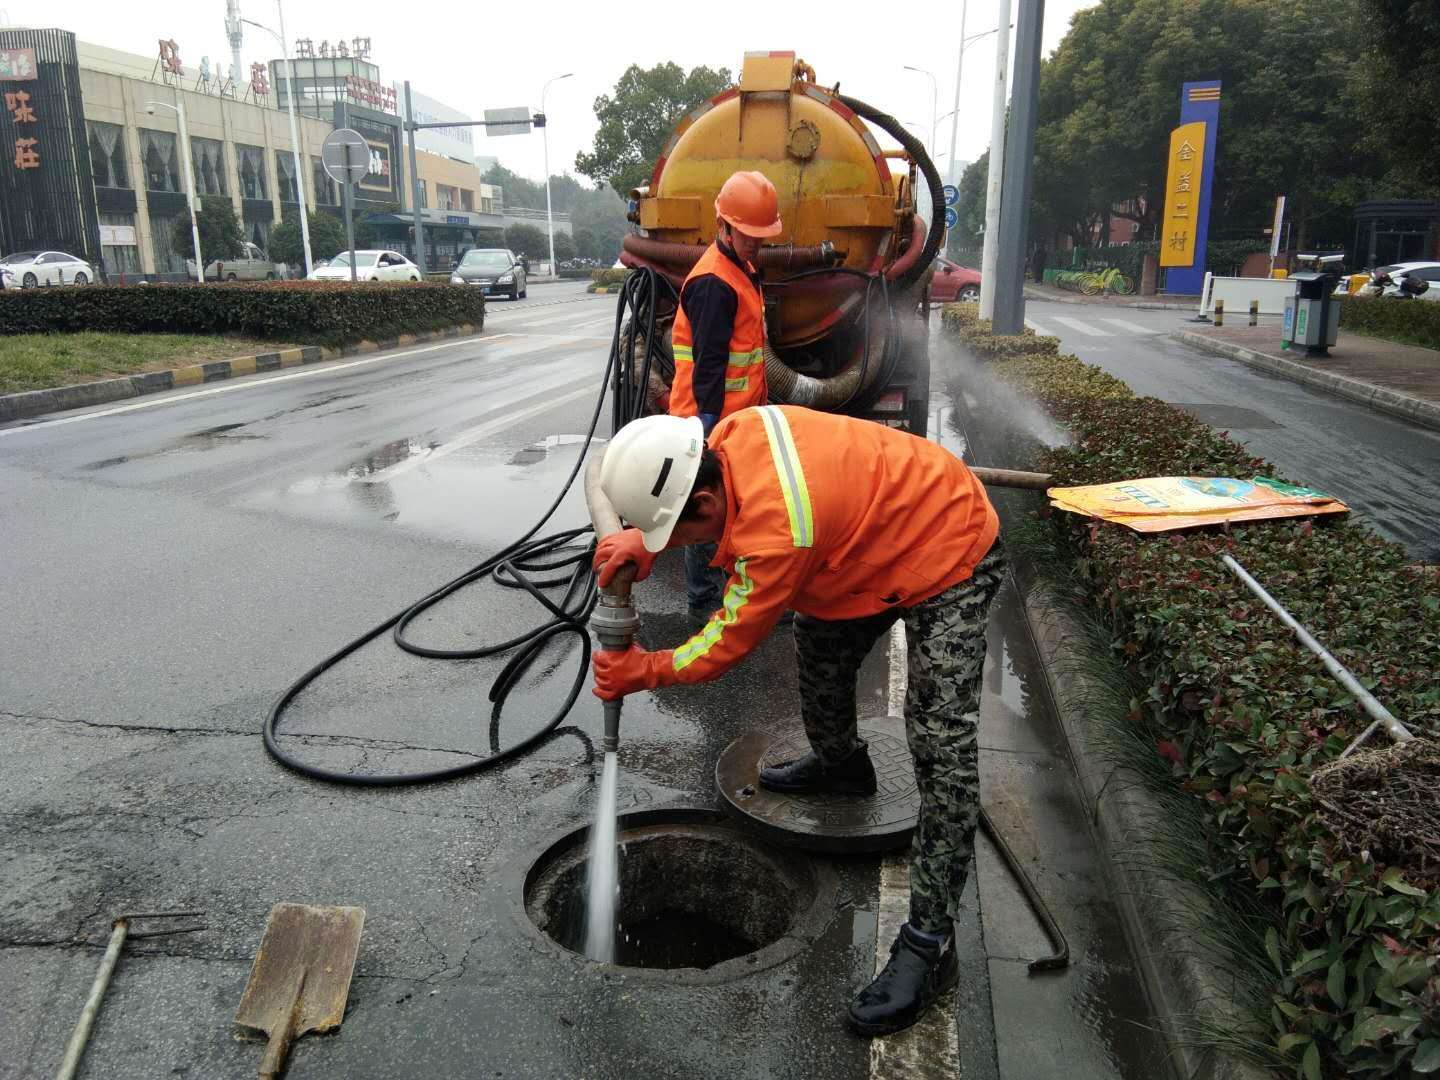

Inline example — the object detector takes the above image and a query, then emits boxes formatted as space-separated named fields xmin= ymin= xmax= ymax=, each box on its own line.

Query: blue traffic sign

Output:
xmin=942 ymin=184 xmax=960 ymax=207
xmin=944 ymin=206 xmax=959 ymax=228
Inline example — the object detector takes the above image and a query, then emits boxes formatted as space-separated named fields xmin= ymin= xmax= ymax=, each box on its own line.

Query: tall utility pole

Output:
xmin=978 ymin=0 xmax=1013 ymax=320
xmin=541 ymin=72 xmax=573 ymax=277
xmin=902 ymin=65 xmax=938 ymax=161
xmin=225 ymin=0 xmax=244 ymax=92
xmin=991 ymin=0 xmax=1045 ymax=335
xmin=243 ymin=6 xmax=312 ymax=278
xmin=404 ymin=81 xmax=424 ymax=273
xmin=947 ymin=0 xmax=968 ymax=187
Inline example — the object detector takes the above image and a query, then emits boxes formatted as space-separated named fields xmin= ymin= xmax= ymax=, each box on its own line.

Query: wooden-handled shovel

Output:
xmin=234 ymin=903 xmax=365 ymax=1079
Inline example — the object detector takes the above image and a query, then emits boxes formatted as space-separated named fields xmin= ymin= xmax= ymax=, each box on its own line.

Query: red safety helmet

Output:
xmin=715 ymin=171 xmax=783 ymax=238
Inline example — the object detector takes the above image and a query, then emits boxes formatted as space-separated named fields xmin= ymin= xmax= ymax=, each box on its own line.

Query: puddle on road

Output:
xmin=83 ymin=423 xmax=265 ymax=470
xmin=248 ymin=432 xmax=606 ymax=546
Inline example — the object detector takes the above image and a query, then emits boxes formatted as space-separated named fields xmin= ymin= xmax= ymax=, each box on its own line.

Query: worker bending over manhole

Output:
xmin=590 ymin=405 xmax=1004 ymax=1036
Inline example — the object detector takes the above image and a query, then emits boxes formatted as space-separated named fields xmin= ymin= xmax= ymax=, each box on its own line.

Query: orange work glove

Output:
xmin=592 ymin=644 xmax=674 ymax=700
xmin=593 ymin=528 xmax=659 ymax=589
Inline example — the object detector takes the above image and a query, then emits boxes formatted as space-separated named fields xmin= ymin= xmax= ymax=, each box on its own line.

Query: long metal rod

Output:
xmin=977 ymin=0 xmax=1011 ymax=320
xmin=980 ymin=807 xmax=1069 ymax=972
xmin=1221 ymin=554 xmax=1414 ymax=756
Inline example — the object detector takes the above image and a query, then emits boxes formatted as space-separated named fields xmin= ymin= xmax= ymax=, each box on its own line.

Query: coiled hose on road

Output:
xmin=262 ymin=271 xmax=678 ymax=785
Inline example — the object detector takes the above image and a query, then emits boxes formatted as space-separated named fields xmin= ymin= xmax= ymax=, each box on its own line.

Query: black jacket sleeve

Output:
xmin=678 ymin=274 xmax=738 ymax=418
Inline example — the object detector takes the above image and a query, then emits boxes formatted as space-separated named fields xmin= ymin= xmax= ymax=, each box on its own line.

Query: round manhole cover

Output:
xmin=715 ymin=716 xmax=916 ymax=853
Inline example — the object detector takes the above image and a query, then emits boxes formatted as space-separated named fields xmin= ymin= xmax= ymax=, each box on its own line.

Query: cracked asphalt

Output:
xmin=2 ymin=283 xmax=1171 ymax=1079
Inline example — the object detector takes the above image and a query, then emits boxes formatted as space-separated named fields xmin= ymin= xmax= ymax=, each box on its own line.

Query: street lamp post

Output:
xmin=902 ymin=65 xmax=938 ymax=161
xmin=243 ymin=5 xmax=312 ymax=279
xmin=146 ymin=99 xmax=202 ymax=280
xmin=541 ymin=72 xmax=573 ymax=279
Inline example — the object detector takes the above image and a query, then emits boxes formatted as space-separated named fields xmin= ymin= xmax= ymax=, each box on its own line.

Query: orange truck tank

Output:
xmin=620 ymin=50 xmax=946 ymax=435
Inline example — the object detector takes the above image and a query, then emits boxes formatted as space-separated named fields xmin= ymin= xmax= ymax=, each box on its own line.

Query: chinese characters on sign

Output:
xmin=345 ymin=75 xmax=396 ymax=113
xmin=250 ymin=62 xmax=270 ymax=98
xmin=0 ymin=47 xmax=37 ymax=81
xmin=7 ymin=86 xmax=39 ymax=170
xmin=1160 ymin=121 xmax=1206 ymax=268
xmin=294 ymin=37 xmax=372 ymax=61
xmin=158 ymin=39 xmax=183 ymax=79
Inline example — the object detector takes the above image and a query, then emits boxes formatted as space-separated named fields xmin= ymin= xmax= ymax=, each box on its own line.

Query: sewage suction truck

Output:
xmin=616 ymin=50 xmax=946 ymax=436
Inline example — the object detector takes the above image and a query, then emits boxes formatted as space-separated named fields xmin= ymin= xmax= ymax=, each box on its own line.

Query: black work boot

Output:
xmin=848 ymin=923 xmax=959 ymax=1037
xmin=758 ymin=744 xmax=877 ymax=797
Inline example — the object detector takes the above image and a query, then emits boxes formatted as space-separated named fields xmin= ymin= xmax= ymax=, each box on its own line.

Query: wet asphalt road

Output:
xmin=1021 ymin=303 xmax=1440 ymax=562
xmin=2 ymin=283 xmax=1169 ymax=1079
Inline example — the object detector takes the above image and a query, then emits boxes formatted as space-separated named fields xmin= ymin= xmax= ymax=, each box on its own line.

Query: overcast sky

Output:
xmin=18 ymin=0 xmax=1098 ymax=184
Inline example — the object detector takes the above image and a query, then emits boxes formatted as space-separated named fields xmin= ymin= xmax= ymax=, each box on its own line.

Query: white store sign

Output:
xmin=100 ymin=224 xmax=137 ymax=246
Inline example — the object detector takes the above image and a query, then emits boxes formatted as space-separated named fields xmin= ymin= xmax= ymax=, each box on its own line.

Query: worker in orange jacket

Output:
xmin=669 ymin=170 xmax=780 ymax=627
xmin=591 ymin=406 xmax=1006 ymax=1037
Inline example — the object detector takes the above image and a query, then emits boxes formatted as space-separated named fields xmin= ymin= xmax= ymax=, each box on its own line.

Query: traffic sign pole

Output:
xmin=322 ymin=128 xmax=370 ymax=285
xmin=343 ymin=141 xmax=357 ymax=282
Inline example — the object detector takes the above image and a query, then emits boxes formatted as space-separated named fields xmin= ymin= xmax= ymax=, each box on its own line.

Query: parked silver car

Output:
xmin=187 ymin=242 xmax=286 ymax=282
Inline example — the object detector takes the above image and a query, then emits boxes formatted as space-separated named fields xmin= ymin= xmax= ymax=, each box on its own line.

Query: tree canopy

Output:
xmin=268 ymin=209 xmax=346 ymax=265
xmin=575 ymin=62 xmax=733 ymax=198
xmin=1026 ymin=0 xmax=1429 ymax=253
xmin=172 ymin=196 xmax=245 ymax=262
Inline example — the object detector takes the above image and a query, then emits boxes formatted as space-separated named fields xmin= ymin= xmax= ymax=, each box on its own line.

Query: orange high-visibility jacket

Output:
xmin=647 ymin=405 xmax=999 ymax=687
xmin=668 ymin=243 xmax=767 ymax=418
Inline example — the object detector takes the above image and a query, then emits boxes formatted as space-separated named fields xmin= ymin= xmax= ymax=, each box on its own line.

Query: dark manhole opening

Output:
xmin=522 ymin=808 xmax=837 ymax=981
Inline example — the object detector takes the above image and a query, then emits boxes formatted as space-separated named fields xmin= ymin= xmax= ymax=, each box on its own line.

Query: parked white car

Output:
xmin=307 ymin=250 xmax=421 ymax=283
xmin=187 ymin=241 xmax=285 ymax=282
xmin=0 ymin=250 xmax=95 ymax=287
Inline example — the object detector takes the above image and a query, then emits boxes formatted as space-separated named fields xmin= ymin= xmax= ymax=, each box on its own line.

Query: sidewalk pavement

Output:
xmin=1174 ymin=321 xmax=1440 ymax=434
xmin=1024 ymin=283 xmax=1200 ymax=310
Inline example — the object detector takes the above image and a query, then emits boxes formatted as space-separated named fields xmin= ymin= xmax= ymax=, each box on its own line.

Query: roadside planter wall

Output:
xmin=939 ymin=304 xmax=1440 ymax=1078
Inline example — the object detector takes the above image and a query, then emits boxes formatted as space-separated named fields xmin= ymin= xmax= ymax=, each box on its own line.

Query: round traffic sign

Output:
xmin=942 ymin=184 xmax=960 ymax=207
xmin=321 ymin=128 xmax=369 ymax=185
xmin=944 ymin=205 xmax=959 ymax=228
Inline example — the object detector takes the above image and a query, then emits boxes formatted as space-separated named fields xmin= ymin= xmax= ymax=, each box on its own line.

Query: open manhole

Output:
xmin=520 ymin=807 xmax=837 ymax=982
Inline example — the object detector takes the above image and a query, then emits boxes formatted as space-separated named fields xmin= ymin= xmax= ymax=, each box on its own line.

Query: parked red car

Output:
xmin=927 ymin=257 xmax=982 ymax=303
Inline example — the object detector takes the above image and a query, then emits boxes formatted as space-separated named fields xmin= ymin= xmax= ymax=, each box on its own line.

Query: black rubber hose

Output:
xmin=264 ymin=272 xmax=667 ymax=786
xmin=837 ymin=94 xmax=946 ymax=291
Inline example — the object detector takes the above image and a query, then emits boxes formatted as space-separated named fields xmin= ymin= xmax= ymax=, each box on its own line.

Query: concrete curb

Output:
xmin=0 ymin=323 xmax=483 ymax=423
xmin=1019 ymin=580 xmax=1273 ymax=1080
xmin=1173 ymin=329 xmax=1440 ymax=434
xmin=1024 ymin=289 xmax=1198 ymax=311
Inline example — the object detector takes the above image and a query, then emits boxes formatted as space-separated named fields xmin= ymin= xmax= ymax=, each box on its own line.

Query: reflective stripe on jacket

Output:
xmin=669 ymin=243 xmax=767 ymax=419
xmin=662 ymin=406 xmax=1000 ymax=685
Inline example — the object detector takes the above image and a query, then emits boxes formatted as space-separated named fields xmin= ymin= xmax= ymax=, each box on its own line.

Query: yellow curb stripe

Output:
xmin=279 ymin=349 xmax=306 ymax=367
xmin=171 ymin=365 xmax=204 ymax=387
xmin=229 ymin=356 xmax=256 ymax=377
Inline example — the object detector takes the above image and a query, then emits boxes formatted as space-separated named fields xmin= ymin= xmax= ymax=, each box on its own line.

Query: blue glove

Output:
xmin=698 ymin=411 xmax=720 ymax=435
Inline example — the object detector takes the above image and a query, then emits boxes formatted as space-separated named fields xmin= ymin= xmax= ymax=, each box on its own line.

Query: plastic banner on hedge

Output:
xmin=1047 ymin=476 xmax=1348 ymax=533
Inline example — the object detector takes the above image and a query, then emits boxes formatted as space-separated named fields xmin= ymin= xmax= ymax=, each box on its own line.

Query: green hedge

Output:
xmin=1340 ymin=295 xmax=1440 ymax=352
xmin=589 ymin=268 xmax=630 ymax=287
xmin=942 ymin=302 xmax=1440 ymax=1078
xmin=0 ymin=282 xmax=485 ymax=347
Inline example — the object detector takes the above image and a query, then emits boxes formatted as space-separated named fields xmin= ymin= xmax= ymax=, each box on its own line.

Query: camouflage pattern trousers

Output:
xmin=794 ymin=541 xmax=1006 ymax=935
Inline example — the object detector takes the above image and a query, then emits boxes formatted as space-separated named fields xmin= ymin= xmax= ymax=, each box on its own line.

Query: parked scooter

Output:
xmin=1363 ymin=269 xmax=1429 ymax=299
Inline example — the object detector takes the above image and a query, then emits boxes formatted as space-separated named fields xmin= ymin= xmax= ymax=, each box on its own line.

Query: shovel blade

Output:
xmin=235 ymin=903 xmax=365 ymax=1039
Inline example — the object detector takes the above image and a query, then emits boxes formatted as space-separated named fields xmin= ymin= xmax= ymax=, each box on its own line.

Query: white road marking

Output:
xmin=1050 ymin=315 xmax=1109 ymax=337
xmin=355 ymin=379 xmax=599 ymax=481
xmin=1099 ymin=317 xmax=1154 ymax=335
xmin=1023 ymin=318 xmax=1051 ymax=337
xmin=0 ymin=334 xmax=517 ymax=439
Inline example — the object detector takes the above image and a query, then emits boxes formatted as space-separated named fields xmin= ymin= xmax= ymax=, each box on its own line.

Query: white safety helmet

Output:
xmin=599 ymin=415 xmax=707 ymax=552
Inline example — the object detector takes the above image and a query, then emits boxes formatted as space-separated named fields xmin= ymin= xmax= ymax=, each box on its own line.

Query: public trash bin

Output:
xmin=1282 ymin=272 xmax=1340 ymax=356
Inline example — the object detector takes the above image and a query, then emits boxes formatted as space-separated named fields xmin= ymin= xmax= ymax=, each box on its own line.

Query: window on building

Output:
xmin=148 ymin=209 xmax=185 ymax=273
xmin=87 ymin=122 xmax=130 ymax=190
xmin=311 ymin=156 xmax=337 ymax=206
xmin=191 ymin=137 xmax=227 ymax=197
xmin=418 ymin=180 xmax=427 ymax=209
xmin=275 ymin=151 xmax=299 ymax=203
xmin=237 ymin=145 xmax=267 ymax=200
xmin=139 ymin=130 xmax=181 ymax=193
xmin=99 ymin=211 xmax=141 ymax=276
xmin=461 ymin=189 xmax=474 ymax=212
xmin=250 ymin=219 xmax=273 ymax=252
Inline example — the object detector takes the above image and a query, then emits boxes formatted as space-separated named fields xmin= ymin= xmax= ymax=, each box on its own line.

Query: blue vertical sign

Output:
xmin=1165 ymin=80 xmax=1221 ymax=296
